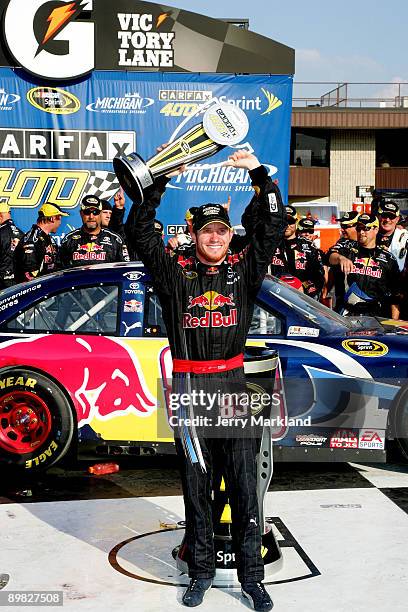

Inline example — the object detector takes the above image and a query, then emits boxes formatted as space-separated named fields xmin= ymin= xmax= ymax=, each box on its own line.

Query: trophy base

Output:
xmin=113 ymin=153 xmax=154 ymax=205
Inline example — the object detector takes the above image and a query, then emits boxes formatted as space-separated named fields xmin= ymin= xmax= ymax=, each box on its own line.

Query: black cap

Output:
xmin=81 ymin=195 xmax=102 ymax=210
xmin=285 ymin=205 xmax=297 ymax=224
xmin=357 ymin=213 xmax=379 ymax=229
xmin=192 ymin=204 xmax=232 ymax=232
xmin=336 ymin=211 xmax=360 ymax=226
xmin=297 ymin=218 xmax=316 ymax=233
xmin=378 ymin=201 xmax=400 ymax=217
xmin=101 ymin=199 xmax=113 ymax=211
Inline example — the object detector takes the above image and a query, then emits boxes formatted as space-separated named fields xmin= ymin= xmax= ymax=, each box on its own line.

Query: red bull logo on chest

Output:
xmin=271 ymin=255 xmax=284 ymax=267
xmin=352 ymin=257 xmax=382 ymax=278
xmin=73 ymin=243 xmax=106 ymax=261
xmin=295 ymin=251 xmax=307 ymax=270
xmin=184 ymin=291 xmax=237 ymax=328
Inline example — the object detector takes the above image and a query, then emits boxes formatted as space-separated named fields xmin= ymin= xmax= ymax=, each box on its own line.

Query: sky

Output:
xmin=162 ymin=0 xmax=408 ymax=100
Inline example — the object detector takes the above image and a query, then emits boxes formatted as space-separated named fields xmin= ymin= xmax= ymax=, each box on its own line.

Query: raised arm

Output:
xmin=125 ymin=176 xmax=174 ymax=292
xmin=225 ymin=150 xmax=287 ymax=292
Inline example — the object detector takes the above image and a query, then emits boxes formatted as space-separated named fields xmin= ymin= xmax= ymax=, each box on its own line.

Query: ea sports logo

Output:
xmin=4 ymin=0 xmax=95 ymax=80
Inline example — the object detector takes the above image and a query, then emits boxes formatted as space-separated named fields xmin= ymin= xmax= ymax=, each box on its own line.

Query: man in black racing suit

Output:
xmin=14 ymin=202 xmax=68 ymax=282
xmin=59 ymin=195 xmax=130 ymax=268
xmin=0 ymin=201 xmax=23 ymax=289
xmin=328 ymin=213 xmax=400 ymax=318
xmin=324 ymin=211 xmax=359 ymax=311
xmin=125 ymin=150 xmax=285 ymax=611
xmin=270 ymin=206 xmax=324 ymax=299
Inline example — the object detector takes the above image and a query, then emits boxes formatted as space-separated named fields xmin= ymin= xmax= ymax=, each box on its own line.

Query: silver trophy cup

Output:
xmin=113 ymin=100 xmax=249 ymax=204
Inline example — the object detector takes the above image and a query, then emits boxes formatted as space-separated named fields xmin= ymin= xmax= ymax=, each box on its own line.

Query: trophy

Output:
xmin=113 ymin=99 xmax=249 ymax=204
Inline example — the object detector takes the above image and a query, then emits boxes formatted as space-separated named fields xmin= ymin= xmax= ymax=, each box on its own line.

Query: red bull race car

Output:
xmin=0 ymin=262 xmax=407 ymax=472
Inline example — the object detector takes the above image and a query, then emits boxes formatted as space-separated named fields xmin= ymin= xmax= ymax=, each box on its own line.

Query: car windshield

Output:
xmin=259 ymin=276 xmax=385 ymax=335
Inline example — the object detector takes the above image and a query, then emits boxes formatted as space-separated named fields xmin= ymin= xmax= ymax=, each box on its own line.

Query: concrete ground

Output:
xmin=1 ymin=457 xmax=408 ymax=611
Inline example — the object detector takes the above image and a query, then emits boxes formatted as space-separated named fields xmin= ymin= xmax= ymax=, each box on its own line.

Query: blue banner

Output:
xmin=0 ymin=69 xmax=292 ymax=242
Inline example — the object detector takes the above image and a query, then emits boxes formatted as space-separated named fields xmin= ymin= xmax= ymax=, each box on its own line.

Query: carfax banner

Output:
xmin=0 ymin=69 xmax=292 ymax=239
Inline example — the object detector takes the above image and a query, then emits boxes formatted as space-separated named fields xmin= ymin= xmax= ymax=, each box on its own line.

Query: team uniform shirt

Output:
xmin=59 ymin=227 xmax=130 ymax=268
xmin=14 ymin=225 xmax=58 ymax=282
xmin=0 ymin=218 xmax=23 ymax=288
xmin=270 ymin=236 xmax=325 ymax=298
xmin=325 ymin=236 xmax=358 ymax=262
xmin=126 ymin=167 xmax=285 ymax=361
xmin=376 ymin=228 xmax=408 ymax=271
xmin=334 ymin=242 xmax=400 ymax=316
xmin=377 ymin=232 xmax=393 ymax=249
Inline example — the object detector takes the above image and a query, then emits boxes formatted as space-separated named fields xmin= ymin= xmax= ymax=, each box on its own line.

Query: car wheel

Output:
xmin=389 ymin=384 xmax=408 ymax=462
xmin=0 ymin=368 xmax=75 ymax=472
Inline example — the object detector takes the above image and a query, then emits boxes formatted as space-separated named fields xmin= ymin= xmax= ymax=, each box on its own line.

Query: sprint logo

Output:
xmin=159 ymin=90 xmax=284 ymax=118
xmin=261 ymin=89 xmax=283 ymax=115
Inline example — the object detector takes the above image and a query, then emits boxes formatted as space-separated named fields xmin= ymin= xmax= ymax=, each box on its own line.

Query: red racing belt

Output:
xmin=172 ymin=354 xmax=244 ymax=374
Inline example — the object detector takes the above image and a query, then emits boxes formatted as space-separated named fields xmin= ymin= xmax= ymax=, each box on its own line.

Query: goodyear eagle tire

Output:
xmin=389 ymin=384 xmax=408 ymax=462
xmin=0 ymin=368 xmax=74 ymax=472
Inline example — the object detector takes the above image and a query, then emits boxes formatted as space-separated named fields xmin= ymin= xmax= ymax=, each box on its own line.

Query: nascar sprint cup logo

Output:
xmin=4 ymin=0 xmax=95 ymax=80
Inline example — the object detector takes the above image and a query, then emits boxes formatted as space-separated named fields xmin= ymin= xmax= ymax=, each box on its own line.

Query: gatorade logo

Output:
xmin=4 ymin=0 xmax=95 ymax=80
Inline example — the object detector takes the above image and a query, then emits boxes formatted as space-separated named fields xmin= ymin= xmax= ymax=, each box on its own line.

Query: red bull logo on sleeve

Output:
xmin=184 ymin=291 xmax=237 ymax=328
xmin=0 ymin=335 xmax=156 ymax=425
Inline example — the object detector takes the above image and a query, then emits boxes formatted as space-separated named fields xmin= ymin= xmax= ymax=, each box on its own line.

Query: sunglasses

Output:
xmin=82 ymin=208 xmax=101 ymax=216
xmin=380 ymin=213 xmax=397 ymax=220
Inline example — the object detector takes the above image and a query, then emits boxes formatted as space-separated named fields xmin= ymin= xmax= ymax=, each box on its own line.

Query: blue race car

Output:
xmin=0 ymin=263 xmax=406 ymax=472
